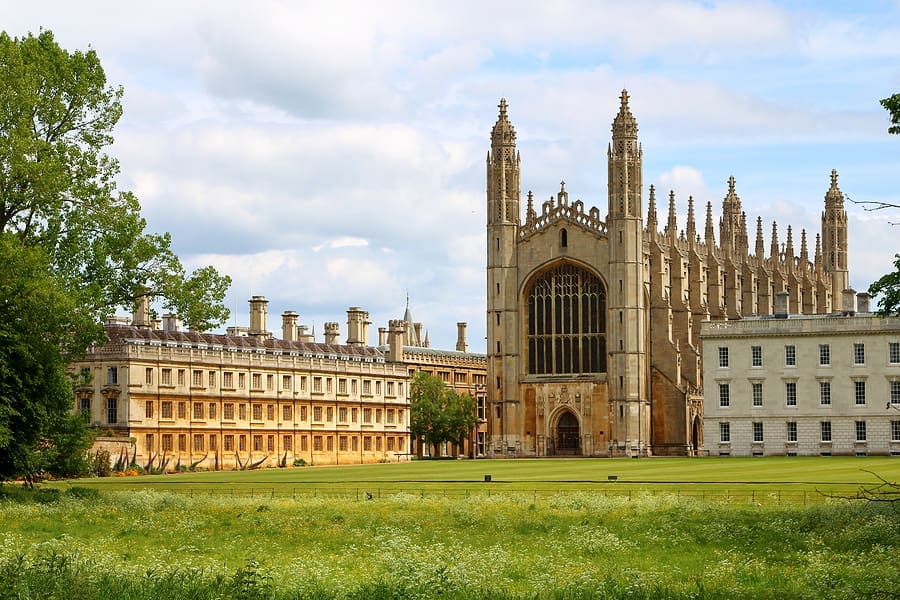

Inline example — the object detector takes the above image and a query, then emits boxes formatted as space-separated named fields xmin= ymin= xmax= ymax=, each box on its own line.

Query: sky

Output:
xmin=3 ymin=1 xmax=899 ymax=353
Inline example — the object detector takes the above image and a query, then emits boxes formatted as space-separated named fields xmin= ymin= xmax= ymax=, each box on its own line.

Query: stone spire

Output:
xmin=686 ymin=195 xmax=697 ymax=243
xmin=666 ymin=190 xmax=678 ymax=238
xmin=526 ymin=190 xmax=536 ymax=222
xmin=740 ymin=211 xmax=749 ymax=255
xmin=770 ymin=222 xmax=780 ymax=259
xmin=704 ymin=201 xmax=715 ymax=245
xmin=720 ymin=175 xmax=743 ymax=250
xmin=755 ymin=216 xmax=765 ymax=257
xmin=785 ymin=225 xmax=795 ymax=262
xmin=608 ymin=89 xmax=642 ymax=219
xmin=800 ymin=229 xmax=809 ymax=263
xmin=821 ymin=168 xmax=849 ymax=301
xmin=815 ymin=233 xmax=823 ymax=274
xmin=488 ymin=98 xmax=520 ymax=225
xmin=647 ymin=185 xmax=658 ymax=232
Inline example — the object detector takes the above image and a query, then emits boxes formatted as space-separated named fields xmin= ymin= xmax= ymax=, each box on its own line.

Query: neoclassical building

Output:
xmin=485 ymin=91 xmax=851 ymax=457
xmin=73 ymin=296 xmax=486 ymax=470
xmin=702 ymin=292 xmax=900 ymax=456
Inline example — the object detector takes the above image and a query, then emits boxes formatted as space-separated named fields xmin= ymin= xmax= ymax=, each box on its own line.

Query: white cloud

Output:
xmin=4 ymin=0 xmax=899 ymax=350
xmin=313 ymin=237 xmax=370 ymax=252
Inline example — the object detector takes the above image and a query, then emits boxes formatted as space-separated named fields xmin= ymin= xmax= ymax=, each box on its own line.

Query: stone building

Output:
xmin=73 ymin=295 xmax=488 ymax=470
xmin=73 ymin=297 xmax=412 ymax=470
xmin=485 ymin=91 xmax=851 ymax=457
xmin=702 ymin=292 xmax=900 ymax=456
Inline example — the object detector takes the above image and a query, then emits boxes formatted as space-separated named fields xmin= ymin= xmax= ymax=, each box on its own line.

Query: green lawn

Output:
xmin=46 ymin=456 xmax=900 ymax=504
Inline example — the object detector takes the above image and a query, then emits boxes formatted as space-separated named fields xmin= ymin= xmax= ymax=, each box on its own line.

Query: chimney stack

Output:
xmin=282 ymin=311 xmax=298 ymax=341
xmin=297 ymin=325 xmax=314 ymax=343
xmin=774 ymin=291 xmax=789 ymax=319
xmin=456 ymin=322 xmax=469 ymax=352
xmin=842 ymin=288 xmax=857 ymax=316
xmin=249 ymin=296 xmax=269 ymax=336
xmin=387 ymin=319 xmax=405 ymax=362
xmin=324 ymin=322 xmax=340 ymax=345
xmin=162 ymin=313 xmax=182 ymax=331
xmin=132 ymin=293 xmax=152 ymax=329
xmin=856 ymin=291 xmax=871 ymax=313
xmin=346 ymin=307 xmax=370 ymax=346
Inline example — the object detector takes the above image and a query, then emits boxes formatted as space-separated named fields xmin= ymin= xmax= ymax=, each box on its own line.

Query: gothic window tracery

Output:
xmin=526 ymin=263 xmax=607 ymax=375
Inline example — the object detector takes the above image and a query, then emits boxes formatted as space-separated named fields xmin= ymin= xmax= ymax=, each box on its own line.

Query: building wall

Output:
xmin=701 ymin=314 xmax=900 ymax=456
xmin=73 ymin=325 xmax=411 ymax=470
xmin=485 ymin=91 xmax=849 ymax=458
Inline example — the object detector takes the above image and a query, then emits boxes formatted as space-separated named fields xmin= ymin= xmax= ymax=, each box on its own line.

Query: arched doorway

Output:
xmin=554 ymin=411 xmax=580 ymax=456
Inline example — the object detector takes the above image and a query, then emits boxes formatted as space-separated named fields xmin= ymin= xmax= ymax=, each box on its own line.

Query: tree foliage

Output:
xmin=869 ymin=254 xmax=900 ymax=316
xmin=0 ymin=236 xmax=96 ymax=482
xmin=882 ymin=93 xmax=900 ymax=135
xmin=0 ymin=29 xmax=231 ymax=331
xmin=0 ymin=30 xmax=232 ymax=480
xmin=409 ymin=372 xmax=477 ymax=457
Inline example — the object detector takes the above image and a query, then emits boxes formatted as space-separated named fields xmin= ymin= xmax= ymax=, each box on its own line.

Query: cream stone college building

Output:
xmin=702 ymin=292 xmax=900 ymax=456
xmin=73 ymin=297 xmax=486 ymax=469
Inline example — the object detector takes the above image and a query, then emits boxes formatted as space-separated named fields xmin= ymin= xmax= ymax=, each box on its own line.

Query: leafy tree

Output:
xmin=882 ymin=93 xmax=900 ymax=135
xmin=0 ymin=29 xmax=231 ymax=331
xmin=869 ymin=254 xmax=900 ymax=316
xmin=0 ymin=236 xmax=96 ymax=483
xmin=0 ymin=30 xmax=231 ymax=481
xmin=409 ymin=372 xmax=477 ymax=457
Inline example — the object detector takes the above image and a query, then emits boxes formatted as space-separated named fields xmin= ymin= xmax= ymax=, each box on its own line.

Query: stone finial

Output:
xmin=740 ymin=211 xmax=749 ymax=253
xmin=815 ymin=233 xmax=822 ymax=265
xmin=785 ymin=225 xmax=795 ymax=259
xmin=824 ymin=168 xmax=844 ymax=206
xmin=755 ymin=216 xmax=765 ymax=257
xmin=704 ymin=201 xmax=715 ymax=243
xmin=557 ymin=180 xmax=568 ymax=205
xmin=666 ymin=190 xmax=677 ymax=237
xmin=611 ymin=88 xmax=638 ymax=138
xmin=647 ymin=185 xmax=658 ymax=230
xmin=800 ymin=229 xmax=809 ymax=263
xmin=526 ymin=190 xmax=535 ymax=222
xmin=686 ymin=195 xmax=696 ymax=242
xmin=770 ymin=222 xmax=779 ymax=259
xmin=728 ymin=175 xmax=736 ymax=195
xmin=491 ymin=97 xmax=517 ymax=147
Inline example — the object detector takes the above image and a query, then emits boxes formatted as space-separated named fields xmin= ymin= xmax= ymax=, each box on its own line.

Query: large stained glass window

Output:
xmin=526 ymin=263 xmax=606 ymax=374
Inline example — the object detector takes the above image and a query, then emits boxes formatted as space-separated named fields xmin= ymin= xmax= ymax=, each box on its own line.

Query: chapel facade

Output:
xmin=484 ymin=90 xmax=850 ymax=457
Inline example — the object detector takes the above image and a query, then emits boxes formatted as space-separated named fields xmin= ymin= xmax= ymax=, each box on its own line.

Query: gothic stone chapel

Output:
xmin=484 ymin=90 xmax=850 ymax=457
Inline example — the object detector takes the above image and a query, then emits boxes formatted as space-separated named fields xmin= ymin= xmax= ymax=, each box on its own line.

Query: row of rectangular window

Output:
xmin=142 ymin=401 xmax=403 ymax=424
xmin=718 ymin=342 xmax=900 ymax=369
xmin=101 ymin=367 xmax=403 ymax=397
xmin=718 ymin=380 xmax=900 ymax=408
xmin=718 ymin=420 xmax=900 ymax=443
xmin=148 ymin=433 xmax=408 ymax=453
xmin=84 ymin=398 xmax=404 ymax=426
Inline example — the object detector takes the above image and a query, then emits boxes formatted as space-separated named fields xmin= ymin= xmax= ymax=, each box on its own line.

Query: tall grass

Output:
xmin=1 ymin=486 xmax=898 ymax=599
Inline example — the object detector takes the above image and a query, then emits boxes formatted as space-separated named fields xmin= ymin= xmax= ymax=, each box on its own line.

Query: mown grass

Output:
xmin=45 ymin=456 xmax=900 ymax=504
xmin=2 ymin=480 xmax=899 ymax=599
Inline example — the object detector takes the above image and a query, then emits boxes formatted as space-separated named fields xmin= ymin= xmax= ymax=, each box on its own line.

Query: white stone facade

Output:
xmin=701 ymin=310 xmax=900 ymax=456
